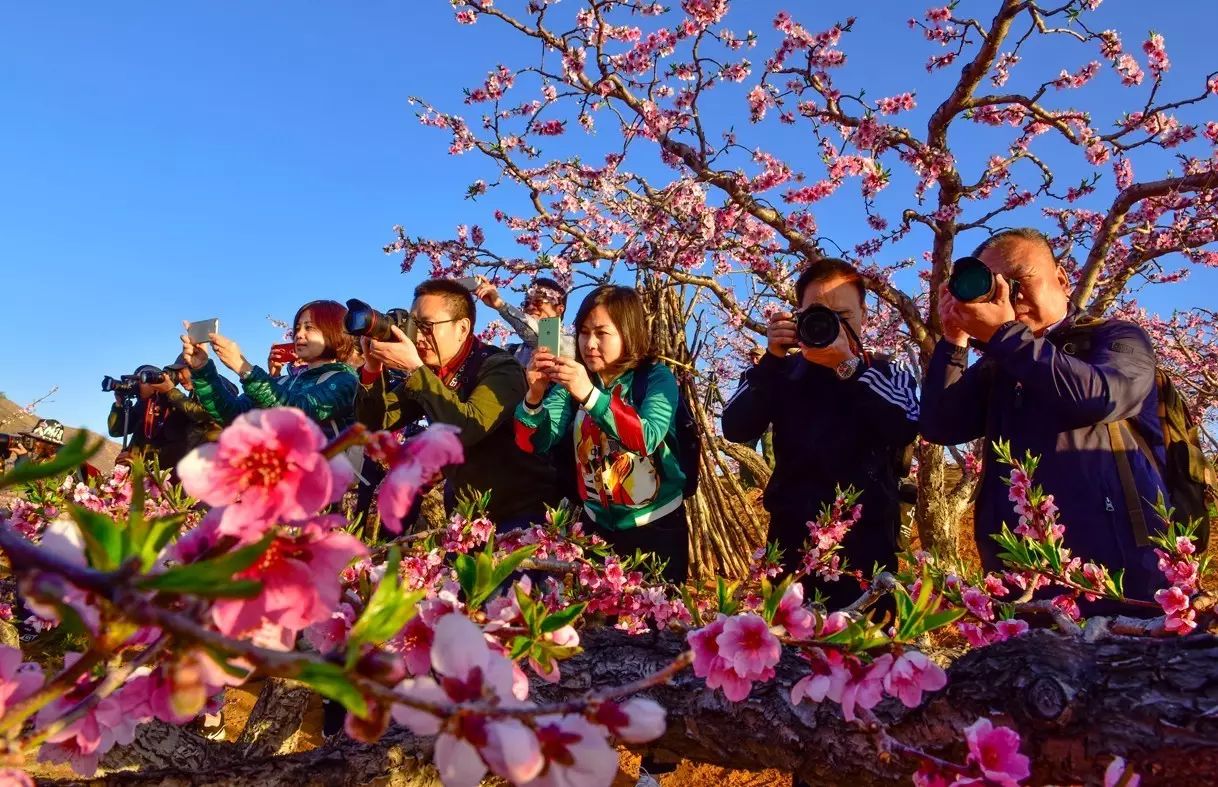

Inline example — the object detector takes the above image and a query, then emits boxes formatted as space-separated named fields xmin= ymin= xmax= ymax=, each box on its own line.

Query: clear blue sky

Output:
xmin=2 ymin=2 xmax=1215 ymax=437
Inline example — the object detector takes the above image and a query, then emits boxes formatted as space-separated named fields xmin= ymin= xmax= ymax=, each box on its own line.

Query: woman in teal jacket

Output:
xmin=179 ymin=300 xmax=358 ymax=438
xmin=514 ymin=285 xmax=688 ymax=582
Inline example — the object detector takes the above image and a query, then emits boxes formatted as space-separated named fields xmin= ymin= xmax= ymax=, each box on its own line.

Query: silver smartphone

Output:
xmin=455 ymin=277 xmax=480 ymax=292
xmin=187 ymin=318 xmax=219 ymax=344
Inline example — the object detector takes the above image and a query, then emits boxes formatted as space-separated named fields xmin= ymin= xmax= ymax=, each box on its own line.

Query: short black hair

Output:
xmin=531 ymin=276 xmax=568 ymax=311
xmin=794 ymin=257 xmax=865 ymax=306
xmin=414 ymin=278 xmax=476 ymax=323
xmin=972 ymin=227 xmax=1054 ymax=259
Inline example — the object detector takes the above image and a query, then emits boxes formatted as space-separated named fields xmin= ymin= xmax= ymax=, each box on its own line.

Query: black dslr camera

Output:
xmin=794 ymin=305 xmax=842 ymax=348
xmin=948 ymin=256 xmax=1021 ymax=304
xmin=101 ymin=369 xmax=163 ymax=397
xmin=0 ymin=433 xmax=32 ymax=458
xmin=344 ymin=299 xmax=417 ymax=342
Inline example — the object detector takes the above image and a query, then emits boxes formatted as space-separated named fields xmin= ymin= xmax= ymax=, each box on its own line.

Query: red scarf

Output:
xmin=437 ymin=336 xmax=476 ymax=385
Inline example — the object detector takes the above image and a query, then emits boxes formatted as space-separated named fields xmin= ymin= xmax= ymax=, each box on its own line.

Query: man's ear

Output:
xmin=1055 ymin=264 xmax=1070 ymax=292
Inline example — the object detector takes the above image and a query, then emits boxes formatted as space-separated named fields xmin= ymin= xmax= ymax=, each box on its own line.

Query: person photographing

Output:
xmin=514 ymin=285 xmax=690 ymax=583
xmin=354 ymin=279 xmax=555 ymax=531
xmin=921 ymin=228 xmax=1173 ymax=608
xmin=722 ymin=258 xmax=919 ymax=609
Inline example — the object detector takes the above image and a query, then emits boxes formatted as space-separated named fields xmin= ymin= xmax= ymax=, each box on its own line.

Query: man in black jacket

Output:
xmin=921 ymin=228 xmax=1170 ymax=606
xmin=723 ymin=258 xmax=920 ymax=609
xmin=108 ymin=364 xmax=194 ymax=474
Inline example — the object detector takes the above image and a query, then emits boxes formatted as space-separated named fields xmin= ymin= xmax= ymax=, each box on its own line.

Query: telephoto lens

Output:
xmin=134 ymin=369 xmax=165 ymax=384
xmin=796 ymin=305 xmax=841 ymax=348
xmin=344 ymin=299 xmax=416 ymax=342
xmin=948 ymin=256 xmax=997 ymax=303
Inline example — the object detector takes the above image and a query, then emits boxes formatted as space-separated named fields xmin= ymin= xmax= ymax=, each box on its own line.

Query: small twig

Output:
xmin=1015 ymin=599 xmax=1083 ymax=637
xmin=843 ymin=572 xmax=897 ymax=615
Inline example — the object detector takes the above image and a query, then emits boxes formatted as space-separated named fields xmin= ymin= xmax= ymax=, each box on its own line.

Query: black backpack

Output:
xmin=631 ymin=359 xmax=702 ymax=500
xmin=1055 ymin=318 xmax=1215 ymax=550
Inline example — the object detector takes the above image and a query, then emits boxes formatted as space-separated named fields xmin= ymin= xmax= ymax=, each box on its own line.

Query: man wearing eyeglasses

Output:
xmin=473 ymin=275 xmax=576 ymax=367
xmin=355 ymin=278 xmax=557 ymax=531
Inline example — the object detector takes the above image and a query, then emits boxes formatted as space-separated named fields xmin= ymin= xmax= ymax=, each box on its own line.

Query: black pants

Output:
xmin=587 ymin=504 xmax=689 ymax=584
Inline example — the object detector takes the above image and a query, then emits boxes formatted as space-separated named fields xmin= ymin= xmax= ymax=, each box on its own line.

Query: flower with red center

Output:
xmin=773 ymin=582 xmax=816 ymax=640
xmin=963 ymin=718 xmax=1030 ymax=787
xmin=178 ymin=408 xmax=354 ymax=538
xmin=210 ymin=516 xmax=368 ymax=642
xmin=718 ymin=614 xmax=782 ymax=681
xmin=591 ymin=697 xmax=666 ymax=744
xmin=524 ymin=714 xmax=620 ymax=787
xmin=392 ymin=614 xmax=541 ymax=785
xmin=882 ymin=650 xmax=947 ymax=708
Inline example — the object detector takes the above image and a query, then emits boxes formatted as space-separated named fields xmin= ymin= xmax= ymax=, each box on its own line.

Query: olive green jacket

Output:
xmin=356 ymin=352 xmax=556 ymax=524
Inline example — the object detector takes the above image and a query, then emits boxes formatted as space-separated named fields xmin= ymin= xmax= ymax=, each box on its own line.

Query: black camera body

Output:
xmin=101 ymin=369 xmax=163 ymax=397
xmin=948 ymin=256 xmax=1021 ymax=304
xmin=345 ymin=299 xmax=416 ymax=342
xmin=795 ymin=305 xmax=842 ymax=349
xmin=0 ymin=433 xmax=33 ymax=457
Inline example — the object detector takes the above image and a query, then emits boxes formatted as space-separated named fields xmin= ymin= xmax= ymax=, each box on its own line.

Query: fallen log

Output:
xmin=54 ymin=627 xmax=1218 ymax=786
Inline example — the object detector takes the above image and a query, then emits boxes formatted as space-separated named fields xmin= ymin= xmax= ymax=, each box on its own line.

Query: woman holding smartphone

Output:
xmin=514 ymin=285 xmax=688 ymax=582
xmin=180 ymin=300 xmax=358 ymax=437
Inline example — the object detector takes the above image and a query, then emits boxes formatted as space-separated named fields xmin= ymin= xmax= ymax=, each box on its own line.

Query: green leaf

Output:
xmin=137 ymin=532 xmax=274 ymax=597
xmin=761 ymin=575 xmax=794 ymax=625
xmin=488 ymin=545 xmax=539 ymax=594
xmin=540 ymin=602 xmax=586 ymax=634
xmin=509 ymin=635 xmax=532 ymax=660
xmin=454 ymin=553 xmax=477 ymax=600
xmin=345 ymin=548 xmax=424 ymax=667
xmin=295 ymin=661 xmax=367 ymax=717
xmin=0 ymin=432 xmax=101 ymax=490
xmin=138 ymin=514 xmax=188 ymax=571
xmin=127 ymin=456 xmax=149 ymax=545
xmin=69 ymin=506 xmax=126 ymax=571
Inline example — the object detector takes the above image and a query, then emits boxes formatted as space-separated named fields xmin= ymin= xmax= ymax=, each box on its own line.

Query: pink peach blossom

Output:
xmin=717 ymin=614 xmax=782 ymax=680
xmin=210 ymin=517 xmax=368 ymax=641
xmin=0 ymin=645 xmax=44 ymax=717
xmin=177 ymin=408 xmax=354 ymax=538
xmin=963 ymin=718 xmax=1030 ymax=787
xmin=371 ymin=424 xmax=464 ymax=533
xmin=883 ymin=650 xmax=947 ymax=708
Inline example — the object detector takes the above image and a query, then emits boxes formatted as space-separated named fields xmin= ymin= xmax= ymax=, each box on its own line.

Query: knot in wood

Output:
xmin=1022 ymin=674 xmax=1070 ymax=722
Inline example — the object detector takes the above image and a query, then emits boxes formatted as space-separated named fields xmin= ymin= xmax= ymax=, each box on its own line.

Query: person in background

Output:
xmin=515 ymin=285 xmax=689 ymax=583
xmin=162 ymin=354 xmax=232 ymax=456
xmin=921 ymin=227 xmax=1170 ymax=608
xmin=722 ymin=258 xmax=920 ymax=610
xmin=6 ymin=419 xmax=100 ymax=482
xmin=180 ymin=300 xmax=358 ymax=438
xmin=356 ymin=278 xmax=556 ymax=531
xmin=108 ymin=365 xmax=193 ymax=473
xmin=474 ymin=275 xmax=576 ymax=367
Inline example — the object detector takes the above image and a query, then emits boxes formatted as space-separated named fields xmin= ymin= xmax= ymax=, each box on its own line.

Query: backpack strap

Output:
xmin=1107 ymin=421 xmax=1152 ymax=547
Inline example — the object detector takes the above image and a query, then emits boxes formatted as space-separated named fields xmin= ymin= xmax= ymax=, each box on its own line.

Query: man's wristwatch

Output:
xmin=835 ymin=356 xmax=861 ymax=380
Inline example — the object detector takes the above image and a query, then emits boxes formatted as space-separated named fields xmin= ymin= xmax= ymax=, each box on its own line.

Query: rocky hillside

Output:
xmin=0 ymin=394 xmax=121 ymax=474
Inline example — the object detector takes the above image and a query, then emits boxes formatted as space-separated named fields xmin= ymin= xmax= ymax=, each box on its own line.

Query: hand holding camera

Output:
xmin=765 ymin=311 xmax=798 ymax=358
xmin=941 ymin=257 xmax=1017 ymax=343
xmin=365 ymin=325 xmax=424 ymax=374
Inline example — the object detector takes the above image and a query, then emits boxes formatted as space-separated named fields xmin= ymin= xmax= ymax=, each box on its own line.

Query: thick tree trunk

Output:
xmin=75 ymin=628 xmax=1218 ymax=786
xmin=914 ymin=446 xmax=972 ymax=554
xmin=639 ymin=277 xmax=766 ymax=579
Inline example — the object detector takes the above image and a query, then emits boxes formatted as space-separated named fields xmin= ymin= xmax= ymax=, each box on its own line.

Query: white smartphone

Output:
xmin=187 ymin=318 xmax=219 ymax=344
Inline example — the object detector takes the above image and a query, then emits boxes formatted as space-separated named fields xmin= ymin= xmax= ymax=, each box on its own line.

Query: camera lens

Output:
xmin=948 ymin=256 xmax=996 ymax=303
xmin=345 ymin=298 xmax=393 ymax=341
xmin=796 ymin=305 xmax=841 ymax=349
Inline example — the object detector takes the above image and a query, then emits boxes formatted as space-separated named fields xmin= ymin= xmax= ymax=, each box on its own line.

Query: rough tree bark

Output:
xmin=639 ymin=277 xmax=767 ymax=579
xmin=72 ymin=628 xmax=1218 ymax=786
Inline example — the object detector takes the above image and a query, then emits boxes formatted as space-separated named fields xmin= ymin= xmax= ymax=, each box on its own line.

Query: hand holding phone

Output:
xmin=187 ymin=318 xmax=220 ymax=345
xmin=537 ymin=316 xmax=561 ymax=357
xmin=269 ymin=343 xmax=297 ymax=363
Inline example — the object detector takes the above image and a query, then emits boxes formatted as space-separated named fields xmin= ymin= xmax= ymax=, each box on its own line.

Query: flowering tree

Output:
xmin=0 ymin=408 xmax=1214 ymax=785
xmin=388 ymin=0 xmax=1218 ymax=555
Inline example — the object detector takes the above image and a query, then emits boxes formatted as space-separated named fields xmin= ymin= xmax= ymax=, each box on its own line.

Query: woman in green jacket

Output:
xmin=514 ymin=285 xmax=688 ymax=582
xmin=179 ymin=300 xmax=358 ymax=438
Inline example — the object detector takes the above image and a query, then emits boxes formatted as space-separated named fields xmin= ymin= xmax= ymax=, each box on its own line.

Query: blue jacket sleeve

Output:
xmin=919 ymin=340 xmax=989 ymax=446
xmin=721 ymin=353 xmax=784 ymax=445
xmin=984 ymin=320 xmax=1156 ymax=432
